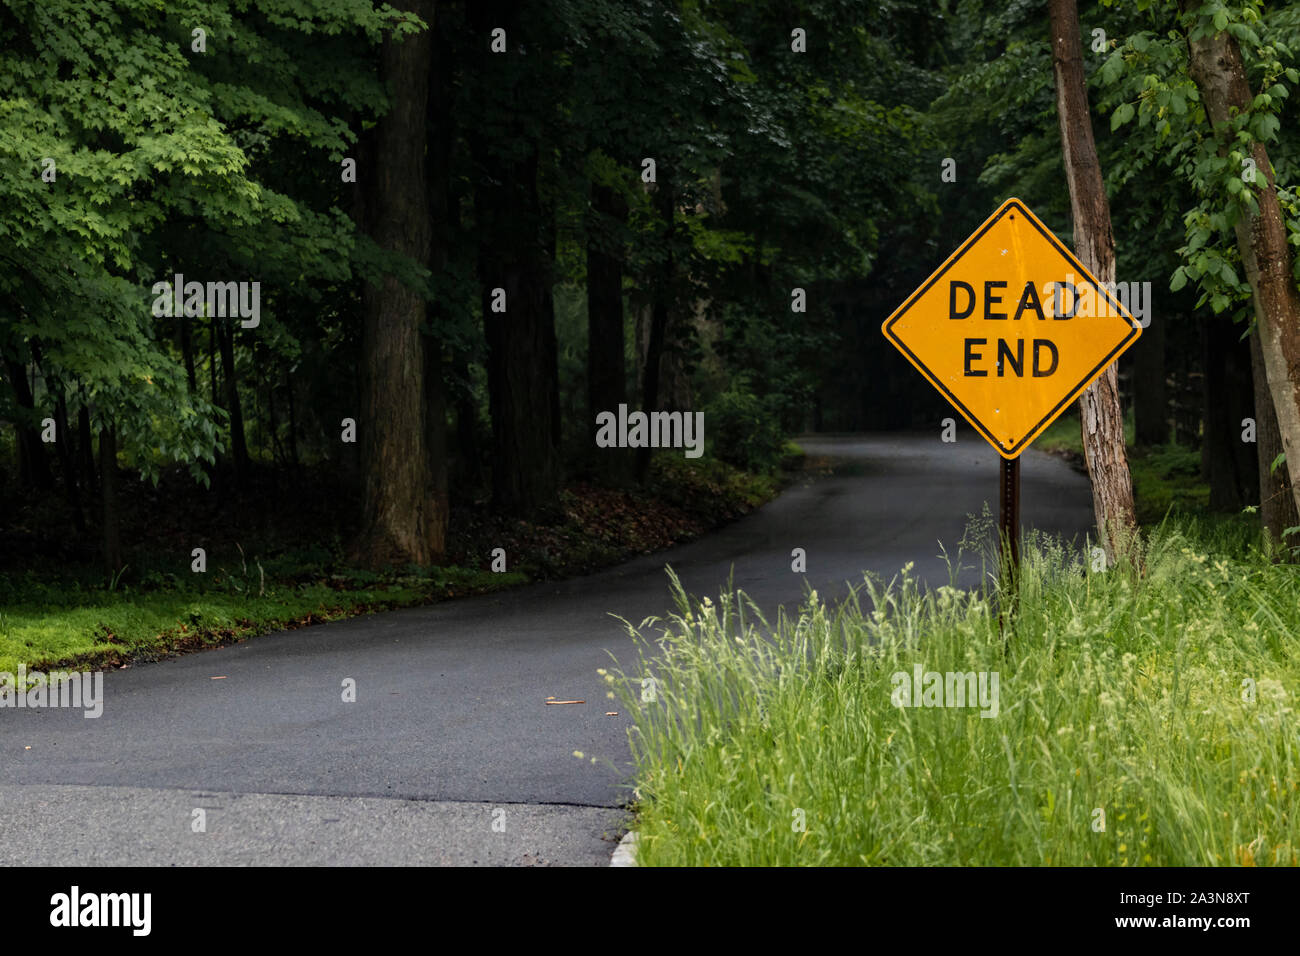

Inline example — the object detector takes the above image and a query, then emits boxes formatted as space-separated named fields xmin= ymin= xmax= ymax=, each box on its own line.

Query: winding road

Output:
xmin=0 ymin=434 xmax=1094 ymax=866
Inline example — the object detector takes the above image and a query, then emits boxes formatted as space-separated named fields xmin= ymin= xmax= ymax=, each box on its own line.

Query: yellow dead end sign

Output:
xmin=881 ymin=198 xmax=1142 ymax=458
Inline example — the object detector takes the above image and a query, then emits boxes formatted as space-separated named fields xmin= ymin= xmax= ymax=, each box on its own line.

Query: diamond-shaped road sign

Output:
xmin=881 ymin=198 xmax=1143 ymax=458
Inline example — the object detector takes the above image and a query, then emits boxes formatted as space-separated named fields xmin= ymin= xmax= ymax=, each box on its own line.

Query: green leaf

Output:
xmin=1111 ymin=102 xmax=1135 ymax=130
xmin=1100 ymin=53 xmax=1125 ymax=86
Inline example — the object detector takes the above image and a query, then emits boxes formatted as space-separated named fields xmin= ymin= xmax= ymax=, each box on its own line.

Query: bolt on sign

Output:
xmin=881 ymin=198 xmax=1143 ymax=458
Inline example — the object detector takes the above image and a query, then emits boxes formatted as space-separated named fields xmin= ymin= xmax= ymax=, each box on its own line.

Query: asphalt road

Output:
xmin=0 ymin=434 xmax=1094 ymax=866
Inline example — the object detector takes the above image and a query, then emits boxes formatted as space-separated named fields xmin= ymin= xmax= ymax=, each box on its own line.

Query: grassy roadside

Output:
xmin=0 ymin=451 xmax=796 ymax=675
xmin=611 ymin=519 xmax=1300 ymax=866
xmin=1034 ymin=413 xmax=1210 ymax=523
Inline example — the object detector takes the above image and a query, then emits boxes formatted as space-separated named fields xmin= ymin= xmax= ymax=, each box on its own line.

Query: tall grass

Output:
xmin=610 ymin=521 xmax=1300 ymax=865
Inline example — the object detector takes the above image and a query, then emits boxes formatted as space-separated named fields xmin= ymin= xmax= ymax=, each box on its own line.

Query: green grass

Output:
xmin=0 ymin=564 xmax=523 ymax=674
xmin=611 ymin=518 xmax=1300 ymax=866
xmin=1129 ymin=443 xmax=1210 ymax=523
xmin=0 ymin=450 xmax=787 ymax=674
xmin=1032 ymin=413 xmax=1210 ymax=523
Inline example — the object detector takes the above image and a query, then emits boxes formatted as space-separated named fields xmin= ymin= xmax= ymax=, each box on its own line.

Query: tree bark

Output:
xmin=636 ymin=179 xmax=674 ymax=482
xmin=216 ymin=318 xmax=249 ymax=486
xmin=1180 ymin=4 xmax=1300 ymax=523
xmin=77 ymin=401 xmax=96 ymax=499
xmin=587 ymin=180 xmax=631 ymax=483
xmin=285 ymin=362 xmax=299 ymax=470
xmin=99 ymin=425 xmax=122 ymax=573
xmin=181 ymin=315 xmax=196 ymax=395
xmin=209 ymin=318 xmax=218 ymax=407
xmin=3 ymin=358 xmax=52 ymax=490
xmin=53 ymin=391 xmax=85 ymax=534
xmin=1250 ymin=327 xmax=1299 ymax=552
xmin=352 ymin=0 xmax=446 ymax=567
xmin=469 ymin=1 xmax=562 ymax=517
xmin=1050 ymin=0 xmax=1140 ymax=559
xmin=477 ymin=147 xmax=563 ymax=516
xmin=429 ymin=30 xmax=483 ymax=497
xmin=422 ymin=6 xmax=453 ymax=542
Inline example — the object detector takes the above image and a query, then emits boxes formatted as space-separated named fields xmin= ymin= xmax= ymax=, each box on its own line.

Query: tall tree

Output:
xmin=466 ymin=0 xmax=562 ymax=517
xmin=586 ymin=174 xmax=631 ymax=483
xmin=1050 ymin=0 xmax=1140 ymax=560
xmin=637 ymin=176 xmax=675 ymax=482
xmin=216 ymin=317 xmax=250 ymax=487
xmin=1251 ymin=328 xmax=1300 ymax=549
xmin=352 ymin=0 xmax=448 ymax=566
xmin=1178 ymin=0 xmax=1300 ymax=524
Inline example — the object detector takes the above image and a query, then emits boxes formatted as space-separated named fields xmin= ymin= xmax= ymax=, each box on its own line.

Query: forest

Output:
xmin=2 ymin=0 xmax=1300 ymax=647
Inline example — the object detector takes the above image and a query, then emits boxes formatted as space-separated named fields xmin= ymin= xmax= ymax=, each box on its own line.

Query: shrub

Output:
xmin=704 ymin=388 xmax=786 ymax=474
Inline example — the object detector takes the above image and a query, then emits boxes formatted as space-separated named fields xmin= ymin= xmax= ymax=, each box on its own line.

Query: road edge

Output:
xmin=609 ymin=829 xmax=638 ymax=867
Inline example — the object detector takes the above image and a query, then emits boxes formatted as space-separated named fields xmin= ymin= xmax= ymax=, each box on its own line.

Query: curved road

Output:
xmin=0 ymin=435 xmax=1093 ymax=866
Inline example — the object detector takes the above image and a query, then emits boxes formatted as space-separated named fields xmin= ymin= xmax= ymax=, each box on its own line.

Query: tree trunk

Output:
xmin=423 ymin=330 xmax=450 ymax=546
xmin=4 ymin=358 xmax=52 ymax=490
xmin=53 ymin=392 xmax=85 ymax=534
xmin=422 ymin=5 xmax=453 ymax=544
xmin=209 ymin=318 xmax=218 ymax=407
xmin=266 ymin=369 xmax=282 ymax=466
xmin=1202 ymin=315 xmax=1257 ymax=510
xmin=466 ymin=0 xmax=562 ymax=517
xmin=430 ymin=33 xmax=482 ymax=498
xmin=450 ymin=356 xmax=484 ymax=493
xmin=285 ymin=362 xmax=299 ymax=470
xmin=1050 ymin=0 xmax=1140 ymax=559
xmin=99 ymin=425 xmax=123 ymax=573
xmin=1251 ymin=327 xmax=1299 ymax=552
xmin=216 ymin=318 xmax=249 ymax=486
xmin=1132 ymin=307 xmax=1167 ymax=445
xmin=660 ymin=312 xmax=696 ymax=413
xmin=1181 ymin=5 xmax=1300 ymax=523
xmin=77 ymin=401 xmax=96 ymax=499
xmin=181 ymin=315 xmax=196 ymax=395
xmin=472 ymin=174 xmax=561 ymax=507
xmin=587 ymin=180 xmax=631 ymax=484
xmin=637 ymin=180 xmax=674 ymax=482
xmin=352 ymin=0 xmax=446 ymax=567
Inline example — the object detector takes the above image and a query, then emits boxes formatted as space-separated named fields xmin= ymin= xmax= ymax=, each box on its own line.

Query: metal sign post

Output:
xmin=999 ymin=454 xmax=1020 ymax=629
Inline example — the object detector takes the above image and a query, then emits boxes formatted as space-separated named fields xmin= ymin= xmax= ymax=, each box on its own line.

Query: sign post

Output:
xmin=1000 ymin=454 xmax=1020 ymax=625
xmin=881 ymin=198 xmax=1143 ymax=615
